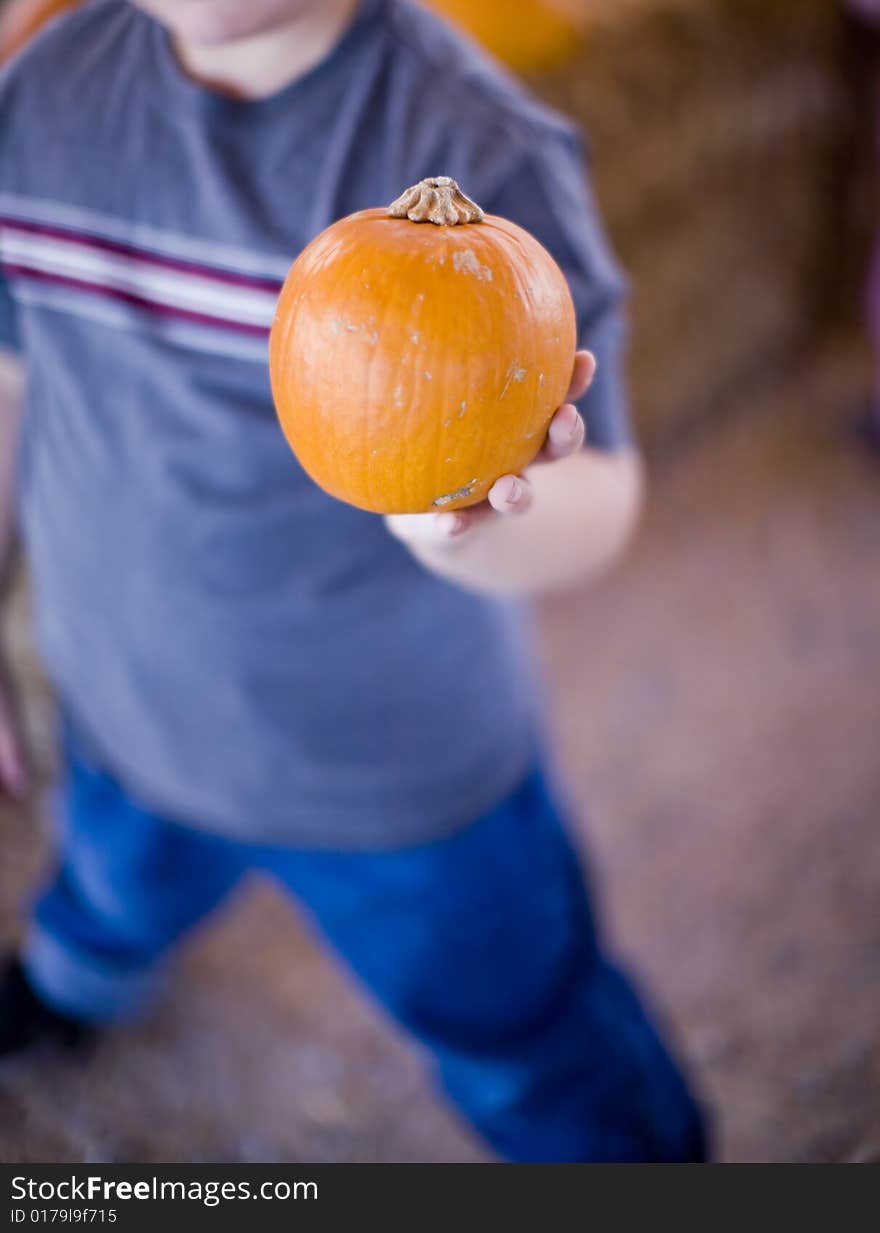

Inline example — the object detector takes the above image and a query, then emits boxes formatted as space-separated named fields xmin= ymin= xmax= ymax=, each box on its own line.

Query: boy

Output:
xmin=0 ymin=0 xmax=707 ymax=1161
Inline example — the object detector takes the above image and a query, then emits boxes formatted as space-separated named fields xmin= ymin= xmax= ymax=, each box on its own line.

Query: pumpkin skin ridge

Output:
xmin=453 ymin=225 xmax=495 ymax=492
xmin=362 ymin=286 xmax=396 ymax=512
xmin=445 ymin=221 xmax=570 ymax=505
xmin=330 ymin=243 xmax=364 ymax=496
xmin=432 ymin=227 xmax=488 ymax=507
xmin=436 ymin=222 xmax=550 ymax=508
xmin=360 ymin=262 xmax=391 ymax=513
xmin=269 ymin=204 xmax=576 ymax=514
xmin=397 ymin=251 xmax=422 ymax=514
xmin=391 ymin=241 xmax=430 ymax=512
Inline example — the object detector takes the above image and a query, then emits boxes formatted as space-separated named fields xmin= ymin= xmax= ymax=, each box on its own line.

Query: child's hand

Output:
xmin=386 ymin=349 xmax=643 ymax=597
xmin=385 ymin=350 xmax=595 ymax=550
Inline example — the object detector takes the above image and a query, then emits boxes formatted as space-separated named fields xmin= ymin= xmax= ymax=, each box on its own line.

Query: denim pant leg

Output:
xmin=23 ymin=743 xmax=246 ymax=1023
xmin=266 ymin=767 xmax=708 ymax=1163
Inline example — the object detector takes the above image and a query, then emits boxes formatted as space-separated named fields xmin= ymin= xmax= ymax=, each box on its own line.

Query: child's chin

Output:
xmin=171 ymin=0 xmax=308 ymax=47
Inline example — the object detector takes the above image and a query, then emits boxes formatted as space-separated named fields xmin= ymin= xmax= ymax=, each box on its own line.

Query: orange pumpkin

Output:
xmin=269 ymin=177 xmax=576 ymax=515
xmin=0 ymin=0 xmax=79 ymax=62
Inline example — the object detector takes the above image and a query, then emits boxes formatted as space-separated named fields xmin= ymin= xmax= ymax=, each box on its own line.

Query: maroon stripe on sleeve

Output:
xmin=2 ymin=262 xmax=272 ymax=337
xmin=0 ymin=216 xmax=286 ymax=293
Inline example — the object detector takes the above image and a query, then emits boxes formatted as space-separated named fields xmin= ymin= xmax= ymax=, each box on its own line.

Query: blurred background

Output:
xmin=0 ymin=0 xmax=878 ymax=1163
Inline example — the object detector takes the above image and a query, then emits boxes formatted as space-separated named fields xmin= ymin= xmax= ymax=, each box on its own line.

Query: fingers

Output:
xmin=530 ymin=349 xmax=592 ymax=464
xmin=385 ymin=475 xmax=532 ymax=549
xmin=487 ymin=473 xmax=533 ymax=514
xmin=385 ymin=508 xmax=481 ymax=548
xmin=566 ymin=350 xmax=596 ymax=403
xmin=536 ymin=402 xmax=585 ymax=462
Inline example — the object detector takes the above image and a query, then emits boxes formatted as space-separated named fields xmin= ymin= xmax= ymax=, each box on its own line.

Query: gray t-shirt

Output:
xmin=0 ymin=0 xmax=629 ymax=847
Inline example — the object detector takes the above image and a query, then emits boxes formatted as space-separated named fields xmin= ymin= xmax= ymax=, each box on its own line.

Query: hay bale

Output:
xmin=530 ymin=0 xmax=863 ymax=446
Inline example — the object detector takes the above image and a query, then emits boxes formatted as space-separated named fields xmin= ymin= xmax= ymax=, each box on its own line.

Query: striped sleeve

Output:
xmin=0 ymin=202 xmax=288 ymax=363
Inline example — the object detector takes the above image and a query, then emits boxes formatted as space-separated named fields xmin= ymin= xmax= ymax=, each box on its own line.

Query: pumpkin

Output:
xmin=426 ymin=0 xmax=583 ymax=73
xmin=269 ymin=177 xmax=577 ymax=515
xmin=0 ymin=0 xmax=79 ymax=61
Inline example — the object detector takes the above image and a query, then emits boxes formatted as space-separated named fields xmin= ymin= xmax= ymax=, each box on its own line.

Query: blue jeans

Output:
xmin=22 ymin=738 xmax=707 ymax=1162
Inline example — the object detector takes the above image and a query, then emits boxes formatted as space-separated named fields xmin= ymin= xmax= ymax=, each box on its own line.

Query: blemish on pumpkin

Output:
xmin=424 ymin=371 xmax=432 ymax=380
xmin=458 ymin=401 xmax=467 ymax=417
xmin=499 ymin=364 xmax=526 ymax=400
xmin=443 ymin=418 xmax=452 ymax=427
xmin=433 ymin=482 xmax=475 ymax=507
xmin=538 ymin=373 xmax=545 ymax=387
xmin=330 ymin=318 xmax=346 ymax=336
xmin=452 ymin=249 xmax=493 ymax=281
xmin=411 ymin=332 xmax=421 ymax=344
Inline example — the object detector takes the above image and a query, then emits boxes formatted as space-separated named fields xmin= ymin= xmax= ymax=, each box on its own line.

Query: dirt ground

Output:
xmin=0 ymin=336 xmax=878 ymax=1164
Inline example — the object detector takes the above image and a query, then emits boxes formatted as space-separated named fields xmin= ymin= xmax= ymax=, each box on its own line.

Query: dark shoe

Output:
xmin=0 ymin=956 xmax=94 ymax=1058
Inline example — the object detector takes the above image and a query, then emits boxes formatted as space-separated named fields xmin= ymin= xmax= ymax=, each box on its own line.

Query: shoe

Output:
xmin=0 ymin=956 xmax=93 ymax=1058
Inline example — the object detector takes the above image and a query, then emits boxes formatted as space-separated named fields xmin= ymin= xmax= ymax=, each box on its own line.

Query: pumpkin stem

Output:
xmin=387 ymin=177 xmax=484 ymax=226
